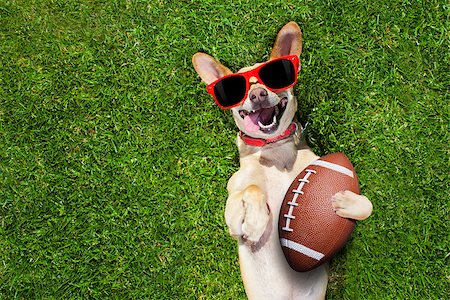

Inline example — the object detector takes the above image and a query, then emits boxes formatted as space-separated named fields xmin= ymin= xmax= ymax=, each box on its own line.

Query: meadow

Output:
xmin=1 ymin=0 xmax=448 ymax=298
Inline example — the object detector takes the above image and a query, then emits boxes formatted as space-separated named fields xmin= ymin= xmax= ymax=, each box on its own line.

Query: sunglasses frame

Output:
xmin=206 ymin=55 xmax=300 ymax=109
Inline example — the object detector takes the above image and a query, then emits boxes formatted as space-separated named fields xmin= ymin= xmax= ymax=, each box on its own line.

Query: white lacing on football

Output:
xmin=281 ymin=169 xmax=317 ymax=232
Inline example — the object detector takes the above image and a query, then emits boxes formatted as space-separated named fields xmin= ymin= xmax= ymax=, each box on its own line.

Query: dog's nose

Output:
xmin=249 ymin=88 xmax=269 ymax=104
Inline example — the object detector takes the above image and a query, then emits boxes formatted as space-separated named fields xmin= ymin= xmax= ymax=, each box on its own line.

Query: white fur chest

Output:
xmin=261 ymin=148 xmax=319 ymax=216
xmin=264 ymin=166 xmax=296 ymax=215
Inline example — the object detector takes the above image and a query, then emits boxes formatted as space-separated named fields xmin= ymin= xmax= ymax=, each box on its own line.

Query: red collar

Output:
xmin=239 ymin=123 xmax=298 ymax=147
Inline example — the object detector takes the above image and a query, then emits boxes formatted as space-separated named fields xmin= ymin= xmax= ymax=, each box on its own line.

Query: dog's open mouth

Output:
xmin=239 ymin=98 xmax=288 ymax=133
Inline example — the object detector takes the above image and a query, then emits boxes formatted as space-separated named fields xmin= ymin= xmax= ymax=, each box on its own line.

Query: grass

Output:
xmin=0 ymin=0 xmax=448 ymax=299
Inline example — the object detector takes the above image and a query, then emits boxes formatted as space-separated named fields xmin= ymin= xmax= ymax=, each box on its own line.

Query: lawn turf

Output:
xmin=1 ymin=0 xmax=448 ymax=299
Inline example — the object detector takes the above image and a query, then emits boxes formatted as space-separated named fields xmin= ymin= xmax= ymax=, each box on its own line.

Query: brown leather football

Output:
xmin=278 ymin=152 xmax=360 ymax=272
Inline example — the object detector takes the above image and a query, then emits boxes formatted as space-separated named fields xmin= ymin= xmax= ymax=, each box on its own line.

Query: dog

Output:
xmin=192 ymin=22 xmax=373 ymax=299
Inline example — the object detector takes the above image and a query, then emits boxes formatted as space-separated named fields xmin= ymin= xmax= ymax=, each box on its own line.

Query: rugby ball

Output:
xmin=278 ymin=152 xmax=359 ymax=272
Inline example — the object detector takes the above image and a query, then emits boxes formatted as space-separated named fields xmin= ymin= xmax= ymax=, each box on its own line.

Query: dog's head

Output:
xmin=192 ymin=22 xmax=302 ymax=139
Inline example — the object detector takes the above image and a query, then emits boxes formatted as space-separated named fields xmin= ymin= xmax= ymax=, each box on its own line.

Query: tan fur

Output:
xmin=193 ymin=22 xmax=372 ymax=299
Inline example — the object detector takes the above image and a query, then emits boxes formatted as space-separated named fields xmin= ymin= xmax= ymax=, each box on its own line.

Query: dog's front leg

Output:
xmin=225 ymin=185 xmax=270 ymax=243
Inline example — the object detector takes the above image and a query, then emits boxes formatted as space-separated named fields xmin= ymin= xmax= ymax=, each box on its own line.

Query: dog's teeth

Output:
xmin=258 ymin=115 xmax=278 ymax=129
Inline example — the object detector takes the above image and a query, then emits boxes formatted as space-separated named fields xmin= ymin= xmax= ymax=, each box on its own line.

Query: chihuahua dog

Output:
xmin=192 ymin=22 xmax=372 ymax=299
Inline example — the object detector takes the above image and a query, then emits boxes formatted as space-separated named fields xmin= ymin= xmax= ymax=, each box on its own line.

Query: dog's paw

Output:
xmin=225 ymin=195 xmax=246 ymax=238
xmin=332 ymin=190 xmax=373 ymax=220
xmin=241 ymin=186 xmax=270 ymax=243
xmin=225 ymin=185 xmax=270 ymax=243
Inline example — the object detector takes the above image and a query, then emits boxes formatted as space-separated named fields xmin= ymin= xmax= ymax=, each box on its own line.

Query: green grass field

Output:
xmin=1 ymin=0 xmax=448 ymax=299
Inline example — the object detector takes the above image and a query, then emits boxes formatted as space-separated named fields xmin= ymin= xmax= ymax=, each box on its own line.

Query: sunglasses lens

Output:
xmin=259 ymin=59 xmax=296 ymax=89
xmin=214 ymin=75 xmax=247 ymax=108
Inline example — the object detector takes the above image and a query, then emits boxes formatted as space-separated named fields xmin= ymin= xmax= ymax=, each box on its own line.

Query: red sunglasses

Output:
xmin=206 ymin=55 xmax=300 ymax=109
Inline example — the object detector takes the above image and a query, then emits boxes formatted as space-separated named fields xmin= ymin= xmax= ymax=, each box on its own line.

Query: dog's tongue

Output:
xmin=243 ymin=114 xmax=260 ymax=132
xmin=243 ymin=108 xmax=274 ymax=132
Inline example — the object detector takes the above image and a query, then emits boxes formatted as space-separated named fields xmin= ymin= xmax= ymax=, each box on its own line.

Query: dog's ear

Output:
xmin=192 ymin=53 xmax=232 ymax=85
xmin=270 ymin=22 xmax=302 ymax=59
